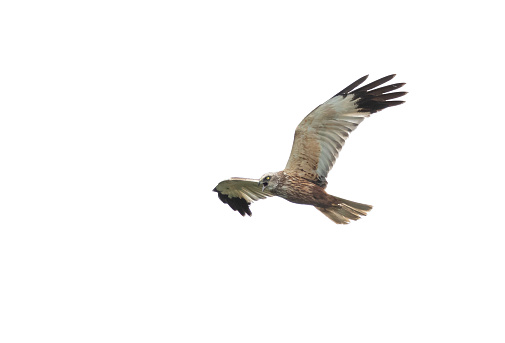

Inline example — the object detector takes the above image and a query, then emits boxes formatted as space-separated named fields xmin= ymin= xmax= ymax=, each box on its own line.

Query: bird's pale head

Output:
xmin=259 ymin=172 xmax=280 ymax=192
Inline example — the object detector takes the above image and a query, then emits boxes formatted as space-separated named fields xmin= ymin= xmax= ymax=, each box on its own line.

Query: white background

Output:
xmin=1 ymin=1 xmax=504 ymax=342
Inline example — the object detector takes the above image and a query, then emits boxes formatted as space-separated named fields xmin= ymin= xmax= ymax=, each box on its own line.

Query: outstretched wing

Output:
xmin=284 ymin=74 xmax=406 ymax=185
xmin=213 ymin=177 xmax=274 ymax=216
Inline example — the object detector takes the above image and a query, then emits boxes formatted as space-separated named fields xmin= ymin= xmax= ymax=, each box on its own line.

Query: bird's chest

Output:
xmin=274 ymin=177 xmax=330 ymax=207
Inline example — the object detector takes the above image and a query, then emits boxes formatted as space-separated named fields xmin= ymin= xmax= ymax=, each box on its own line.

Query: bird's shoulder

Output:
xmin=282 ymin=170 xmax=328 ymax=189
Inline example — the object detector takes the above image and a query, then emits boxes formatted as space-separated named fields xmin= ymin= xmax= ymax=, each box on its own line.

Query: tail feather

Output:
xmin=316 ymin=196 xmax=373 ymax=225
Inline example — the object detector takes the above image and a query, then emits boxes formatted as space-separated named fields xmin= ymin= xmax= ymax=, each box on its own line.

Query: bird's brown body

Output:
xmin=270 ymin=171 xmax=334 ymax=207
xmin=257 ymin=170 xmax=373 ymax=224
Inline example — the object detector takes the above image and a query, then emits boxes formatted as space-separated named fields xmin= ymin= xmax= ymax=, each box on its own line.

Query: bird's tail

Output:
xmin=315 ymin=196 xmax=372 ymax=225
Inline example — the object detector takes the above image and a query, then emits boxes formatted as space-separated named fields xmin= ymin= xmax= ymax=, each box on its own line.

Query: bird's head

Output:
xmin=258 ymin=172 xmax=279 ymax=192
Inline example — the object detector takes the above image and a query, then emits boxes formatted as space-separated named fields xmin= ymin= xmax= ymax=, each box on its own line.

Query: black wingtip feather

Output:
xmin=368 ymin=83 xmax=405 ymax=95
xmin=339 ymin=74 xmax=407 ymax=113
xmin=383 ymin=100 xmax=405 ymax=107
xmin=335 ymin=75 xmax=368 ymax=96
xmin=354 ymin=74 xmax=396 ymax=93
xmin=215 ymin=190 xmax=252 ymax=216
xmin=374 ymin=91 xmax=408 ymax=101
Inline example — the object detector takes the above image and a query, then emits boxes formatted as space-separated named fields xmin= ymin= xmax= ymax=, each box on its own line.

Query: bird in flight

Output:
xmin=213 ymin=74 xmax=406 ymax=224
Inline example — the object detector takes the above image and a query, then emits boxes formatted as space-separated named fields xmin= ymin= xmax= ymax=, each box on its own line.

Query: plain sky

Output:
xmin=1 ymin=1 xmax=504 ymax=342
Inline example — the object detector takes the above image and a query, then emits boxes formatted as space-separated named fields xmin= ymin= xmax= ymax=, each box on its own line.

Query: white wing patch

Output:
xmin=314 ymin=95 xmax=370 ymax=177
xmin=217 ymin=178 xmax=272 ymax=201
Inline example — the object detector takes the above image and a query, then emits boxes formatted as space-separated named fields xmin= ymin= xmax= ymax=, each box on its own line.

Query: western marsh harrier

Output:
xmin=213 ymin=75 xmax=406 ymax=224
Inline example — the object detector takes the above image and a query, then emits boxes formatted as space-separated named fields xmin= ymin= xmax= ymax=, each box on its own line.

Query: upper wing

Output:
xmin=284 ymin=74 xmax=406 ymax=185
xmin=213 ymin=177 xmax=274 ymax=216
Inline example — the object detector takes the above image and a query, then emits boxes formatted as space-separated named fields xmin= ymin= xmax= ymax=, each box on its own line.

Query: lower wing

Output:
xmin=213 ymin=177 xmax=274 ymax=216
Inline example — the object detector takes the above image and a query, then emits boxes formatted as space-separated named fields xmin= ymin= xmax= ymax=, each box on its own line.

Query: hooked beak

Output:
xmin=259 ymin=179 xmax=267 ymax=192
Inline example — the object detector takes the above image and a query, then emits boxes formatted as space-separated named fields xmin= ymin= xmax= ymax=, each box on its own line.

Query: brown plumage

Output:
xmin=213 ymin=74 xmax=406 ymax=225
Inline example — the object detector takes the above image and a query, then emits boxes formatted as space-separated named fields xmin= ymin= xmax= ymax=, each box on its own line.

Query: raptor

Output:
xmin=213 ymin=75 xmax=406 ymax=224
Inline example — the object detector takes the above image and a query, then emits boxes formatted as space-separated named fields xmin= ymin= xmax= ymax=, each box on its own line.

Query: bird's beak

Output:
xmin=259 ymin=179 xmax=266 ymax=192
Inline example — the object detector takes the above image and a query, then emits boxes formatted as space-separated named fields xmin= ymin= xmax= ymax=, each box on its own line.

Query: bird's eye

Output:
xmin=266 ymin=176 xmax=270 ymax=180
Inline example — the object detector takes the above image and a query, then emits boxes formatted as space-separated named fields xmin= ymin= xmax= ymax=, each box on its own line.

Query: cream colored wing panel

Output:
xmin=213 ymin=178 xmax=273 ymax=216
